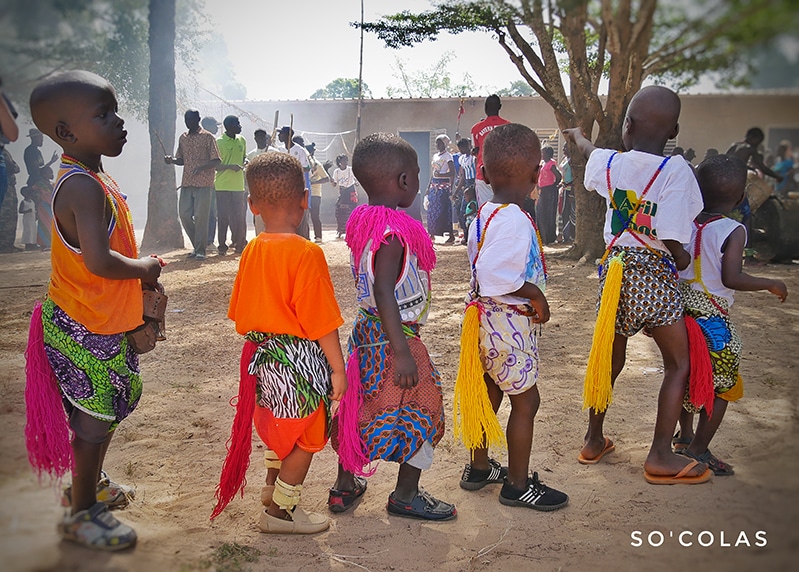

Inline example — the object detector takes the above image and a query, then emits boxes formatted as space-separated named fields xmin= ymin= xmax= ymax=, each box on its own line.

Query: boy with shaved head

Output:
xmin=564 ymin=86 xmax=711 ymax=485
xmin=26 ymin=70 xmax=163 ymax=550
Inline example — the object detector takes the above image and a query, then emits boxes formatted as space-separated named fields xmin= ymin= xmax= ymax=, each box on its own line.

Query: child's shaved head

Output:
xmin=246 ymin=152 xmax=305 ymax=206
xmin=482 ymin=123 xmax=541 ymax=185
xmin=696 ymin=154 xmax=747 ymax=210
xmin=30 ymin=70 xmax=114 ymax=140
xmin=623 ymin=86 xmax=681 ymax=152
xmin=352 ymin=132 xmax=417 ymax=192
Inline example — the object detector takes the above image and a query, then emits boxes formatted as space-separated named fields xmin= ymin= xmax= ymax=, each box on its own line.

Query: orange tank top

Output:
xmin=48 ymin=162 xmax=143 ymax=334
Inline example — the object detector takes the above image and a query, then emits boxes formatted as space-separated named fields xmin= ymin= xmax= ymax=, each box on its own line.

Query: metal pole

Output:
xmin=356 ymin=0 xmax=364 ymax=142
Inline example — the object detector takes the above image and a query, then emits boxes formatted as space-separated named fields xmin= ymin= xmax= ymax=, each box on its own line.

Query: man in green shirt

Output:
xmin=215 ymin=115 xmax=247 ymax=255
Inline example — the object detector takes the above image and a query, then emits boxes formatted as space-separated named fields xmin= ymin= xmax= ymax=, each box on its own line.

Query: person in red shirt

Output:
xmin=471 ymin=95 xmax=510 ymax=206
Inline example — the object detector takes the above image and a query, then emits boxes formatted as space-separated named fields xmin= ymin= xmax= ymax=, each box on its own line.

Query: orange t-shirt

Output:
xmin=228 ymin=233 xmax=343 ymax=340
xmin=48 ymin=169 xmax=143 ymax=334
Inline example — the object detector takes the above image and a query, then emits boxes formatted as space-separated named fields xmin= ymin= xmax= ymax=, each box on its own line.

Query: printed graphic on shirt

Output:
xmin=611 ymin=188 xmax=659 ymax=238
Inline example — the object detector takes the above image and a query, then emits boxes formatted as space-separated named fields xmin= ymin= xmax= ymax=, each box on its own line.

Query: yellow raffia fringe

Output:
xmin=453 ymin=304 xmax=507 ymax=451
xmin=583 ymin=254 xmax=625 ymax=412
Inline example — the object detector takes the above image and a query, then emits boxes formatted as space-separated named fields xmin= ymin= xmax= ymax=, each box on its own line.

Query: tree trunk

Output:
xmin=142 ymin=0 xmax=183 ymax=251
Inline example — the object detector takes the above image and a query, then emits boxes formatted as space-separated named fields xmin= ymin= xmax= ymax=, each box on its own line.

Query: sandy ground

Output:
xmin=1 ymin=231 xmax=798 ymax=572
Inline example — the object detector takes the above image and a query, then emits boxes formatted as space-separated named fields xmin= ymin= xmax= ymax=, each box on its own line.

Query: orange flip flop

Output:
xmin=643 ymin=460 xmax=713 ymax=485
xmin=578 ymin=437 xmax=616 ymax=465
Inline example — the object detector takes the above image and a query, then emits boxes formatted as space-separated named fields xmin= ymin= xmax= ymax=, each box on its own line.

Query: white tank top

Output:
xmin=679 ymin=216 xmax=745 ymax=306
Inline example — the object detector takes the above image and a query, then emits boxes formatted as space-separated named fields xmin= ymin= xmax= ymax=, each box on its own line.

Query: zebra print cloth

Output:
xmin=245 ymin=331 xmax=331 ymax=419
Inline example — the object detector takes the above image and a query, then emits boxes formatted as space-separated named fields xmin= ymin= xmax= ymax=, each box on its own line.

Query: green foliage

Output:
xmin=358 ymin=2 xmax=505 ymax=49
xmin=386 ymin=51 xmax=480 ymax=98
xmin=496 ymin=79 xmax=535 ymax=97
xmin=310 ymin=77 xmax=372 ymax=99
xmin=0 ymin=0 xmax=210 ymax=119
xmin=360 ymin=0 xmax=799 ymax=92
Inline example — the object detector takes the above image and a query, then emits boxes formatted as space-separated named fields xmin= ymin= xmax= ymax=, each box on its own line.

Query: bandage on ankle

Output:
xmin=264 ymin=449 xmax=282 ymax=470
xmin=273 ymin=477 xmax=302 ymax=511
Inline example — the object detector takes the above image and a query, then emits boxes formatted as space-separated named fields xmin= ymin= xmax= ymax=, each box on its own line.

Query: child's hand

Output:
xmin=561 ymin=128 xmax=582 ymax=143
xmin=674 ymin=250 xmax=691 ymax=271
xmin=530 ymin=297 xmax=550 ymax=324
xmin=768 ymin=280 xmax=788 ymax=302
xmin=392 ymin=351 xmax=419 ymax=389
xmin=329 ymin=371 xmax=347 ymax=401
xmin=141 ymin=256 xmax=163 ymax=284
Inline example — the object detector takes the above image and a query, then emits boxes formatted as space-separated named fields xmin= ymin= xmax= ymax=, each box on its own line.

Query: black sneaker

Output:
xmin=460 ymin=458 xmax=508 ymax=491
xmin=499 ymin=472 xmax=568 ymax=512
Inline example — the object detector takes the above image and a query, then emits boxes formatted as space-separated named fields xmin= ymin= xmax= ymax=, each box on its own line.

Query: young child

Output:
xmin=674 ymin=154 xmax=787 ymax=475
xmin=211 ymin=152 xmax=347 ymax=534
xmin=455 ymin=123 xmax=568 ymax=511
xmin=331 ymin=154 xmax=358 ymax=238
xmin=25 ymin=70 xmax=163 ymax=550
xmin=330 ymin=132 xmax=456 ymax=521
xmin=19 ymin=186 xmax=37 ymax=250
xmin=563 ymin=85 xmax=712 ymax=484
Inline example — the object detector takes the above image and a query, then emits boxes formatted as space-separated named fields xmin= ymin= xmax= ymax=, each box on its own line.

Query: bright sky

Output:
xmin=203 ymin=0 xmax=524 ymax=100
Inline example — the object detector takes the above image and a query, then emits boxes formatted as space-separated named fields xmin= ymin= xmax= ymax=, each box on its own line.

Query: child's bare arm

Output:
xmin=317 ymin=328 xmax=347 ymax=401
xmin=56 ymin=176 xmax=162 ymax=283
xmin=562 ymin=128 xmax=596 ymax=160
xmin=373 ymin=236 xmax=418 ymax=389
xmin=662 ymin=239 xmax=691 ymax=271
xmin=508 ymin=282 xmax=550 ymax=324
xmin=721 ymin=226 xmax=788 ymax=301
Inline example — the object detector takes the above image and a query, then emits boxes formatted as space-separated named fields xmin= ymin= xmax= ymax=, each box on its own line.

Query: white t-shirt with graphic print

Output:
xmin=584 ymin=148 xmax=702 ymax=254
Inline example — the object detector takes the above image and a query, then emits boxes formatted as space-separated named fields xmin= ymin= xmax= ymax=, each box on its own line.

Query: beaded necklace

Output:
xmin=60 ymin=154 xmax=138 ymax=258
xmin=684 ymin=215 xmax=729 ymax=315
xmin=472 ymin=201 xmax=547 ymax=284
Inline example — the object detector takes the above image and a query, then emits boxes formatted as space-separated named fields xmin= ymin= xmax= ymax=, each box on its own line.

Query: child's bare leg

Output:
xmin=393 ymin=463 xmax=422 ymax=502
xmin=96 ymin=430 xmax=114 ymax=482
xmin=267 ymin=446 xmax=313 ymax=520
xmin=644 ymin=320 xmax=707 ymax=476
xmin=71 ymin=434 xmax=105 ymax=513
xmin=470 ymin=373 xmax=504 ymax=470
xmin=506 ymin=385 xmax=540 ymax=488
xmin=677 ymin=409 xmax=696 ymax=443
xmin=687 ymin=397 xmax=728 ymax=455
xmin=333 ymin=463 xmax=357 ymax=491
xmin=581 ymin=334 xmax=627 ymax=459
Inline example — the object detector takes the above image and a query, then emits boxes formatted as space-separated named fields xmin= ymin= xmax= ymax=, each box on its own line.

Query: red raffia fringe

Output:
xmin=685 ymin=316 xmax=715 ymax=418
xmin=210 ymin=341 xmax=258 ymax=520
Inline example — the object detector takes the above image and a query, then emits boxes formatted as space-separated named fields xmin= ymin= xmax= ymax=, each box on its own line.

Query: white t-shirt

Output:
xmin=584 ymin=148 xmax=702 ymax=254
xmin=432 ymin=150 xmax=453 ymax=176
xmin=467 ymin=202 xmax=546 ymax=305
xmin=246 ymin=146 xmax=279 ymax=162
xmin=679 ymin=216 xmax=744 ymax=306
xmin=333 ymin=166 xmax=357 ymax=188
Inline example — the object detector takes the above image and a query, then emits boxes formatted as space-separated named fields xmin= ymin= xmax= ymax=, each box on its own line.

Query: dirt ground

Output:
xmin=1 ymin=231 xmax=798 ymax=572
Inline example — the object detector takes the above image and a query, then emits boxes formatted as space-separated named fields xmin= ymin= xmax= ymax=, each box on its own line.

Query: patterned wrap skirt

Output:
xmin=599 ymin=246 xmax=683 ymax=337
xmin=41 ymin=298 xmax=141 ymax=429
xmin=245 ymin=331 xmax=331 ymax=419
xmin=335 ymin=312 xmax=445 ymax=464
xmin=477 ymin=297 xmax=540 ymax=395
xmin=426 ymin=177 xmax=453 ymax=237
xmin=680 ymin=285 xmax=743 ymax=412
